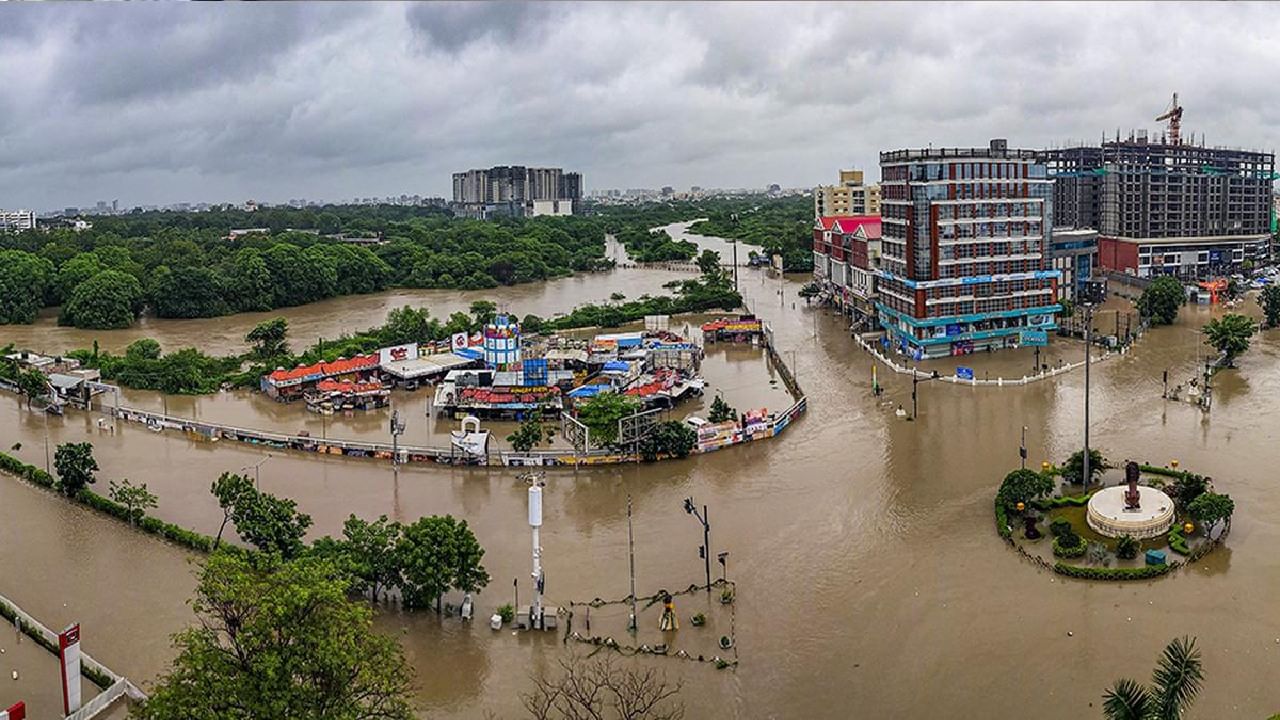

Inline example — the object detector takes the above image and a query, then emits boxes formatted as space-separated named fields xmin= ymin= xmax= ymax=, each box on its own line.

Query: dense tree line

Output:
xmin=615 ymin=226 xmax=697 ymax=262
xmin=686 ymin=194 xmax=814 ymax=271
xmin=0 ymin=205 xmax=616 ymax=329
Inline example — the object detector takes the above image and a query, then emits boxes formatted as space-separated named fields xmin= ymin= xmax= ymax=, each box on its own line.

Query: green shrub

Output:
xmin=994 ymin=500 xmax=1011 ymax=539
xmin=1167 ymin=525 xmax=1191 ymax=555
xmin=1053 ymin=562 xmax=1173 ymax=581
xmin=1116 ymin=534 xmax=1140 ymax=560
xmin=1033 ymin=492 xmax=1094 ymax=510
xmin=1050 ymin=518 xmax=1073 ymax=538
xmin=497 ymin=604 xmax=515 ymax=624
xmin=1053 ymin=536 xmax=1086 ymax=558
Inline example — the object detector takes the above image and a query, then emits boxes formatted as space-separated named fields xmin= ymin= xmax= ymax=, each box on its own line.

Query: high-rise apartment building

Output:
xmin=451 ymin=165 xmax=583 ymax=219
xmin=1041 ymin=136 xmax=1274 ymax=278
xmin=0 ymin=209 xmax=36 ymax=232
xmin=876 ymin=139 xmax=1060 ymax=358
xmin=814 ymin=169 xmax=880 ymax=219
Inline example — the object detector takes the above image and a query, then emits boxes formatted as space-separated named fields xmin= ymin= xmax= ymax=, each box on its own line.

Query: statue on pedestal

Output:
xmin=1123 ymin=460 xmax=1141 ymax=510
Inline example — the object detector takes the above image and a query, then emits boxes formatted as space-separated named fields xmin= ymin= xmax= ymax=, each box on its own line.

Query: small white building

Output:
xmin=529 ymin=199 xmax=574 ymax=217
xmin=0 ymin=210 xmax=36 ymax=232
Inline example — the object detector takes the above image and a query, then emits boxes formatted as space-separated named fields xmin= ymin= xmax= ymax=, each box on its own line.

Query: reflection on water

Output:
xmin=2 ymin=238 xmax=1280 ymax=718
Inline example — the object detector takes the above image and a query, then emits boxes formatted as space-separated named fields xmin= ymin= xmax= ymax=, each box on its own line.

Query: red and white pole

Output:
xmin=58 ymin=623 xmax=82 ymax=715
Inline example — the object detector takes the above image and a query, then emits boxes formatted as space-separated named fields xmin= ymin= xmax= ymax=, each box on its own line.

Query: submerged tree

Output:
xmin=522 ymin=654 xmax=684 ymax=720
xmin=53 ymin=442 xmax=98 ymax=496
xmin=1257 ymin=285 xmax=1280 ymax=328
xmin=1062 ymin=449 xmax=1111 ymax=486
xmin=245 ymin=317 xmax=290 ymax=360
xmin=1202 ymin=313 xmax=1256 ymax=367
xmin=1136 ymin=276 xmax=1186 ymax=326
xmin=108 ymin=479 xmax=158 ymax=526
xmin=138 ymin=551 xmax=414 ymax=720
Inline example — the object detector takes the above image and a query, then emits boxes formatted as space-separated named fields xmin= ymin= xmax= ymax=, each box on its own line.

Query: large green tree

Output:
xmin=1062 ymin=449 xmax=1111 ymax=486
xmin=16 ymin=368 xmax=48 ymax=409
xmin=1202 ymin=313 xmax=1255 ymax=367
xmin=1187 ymin=492 xmax=1234 ymax=537
xmin=137 ymin=551 xmax=414 ymax=720
xmin=638 ymin=421 xmax=697 ymax=461
xmin=1102 ymin=637 xmax=1203 ymax=720
xmin=0 ymin=250 xmax=54 ymax=324
xmin=231 ymin=490 xmax=313 ymax=558
xmin=395 ymin=515 xmax=489 ymax=612
xmin=1136 ymin=276 xmax=1186 ymax=326
xmin=150 ymin=265 xmax=230 ymax=319
xmin=312 ymin=514 xmax=404 ymax=603
xmin=59 ymin=269 xmax=145 ymax=329
xmin=575 ymin=393 xmax=641 ymax=447
xmin=996 ymin=468 xmax=1054 ymax=510
xmin=211 ymin=472 xmax=256 ymax=549
xmin=54 ymin=442 xmax=98 ymax=496
xmin=246 ymin=318 xmax=291 ymax=360
xmin=1258 ymin=285 xmax=1280 ymax=328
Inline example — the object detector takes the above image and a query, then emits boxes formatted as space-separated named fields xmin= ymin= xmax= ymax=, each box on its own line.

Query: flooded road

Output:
xmin=2 ymin=243 xmax=1279 ymax=718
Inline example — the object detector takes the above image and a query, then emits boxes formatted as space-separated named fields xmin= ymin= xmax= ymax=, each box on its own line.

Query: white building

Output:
xmin=0 ymin=210 xmax=36 ymax=232
xmin=529 ymin=199 xmax=574 ymax=217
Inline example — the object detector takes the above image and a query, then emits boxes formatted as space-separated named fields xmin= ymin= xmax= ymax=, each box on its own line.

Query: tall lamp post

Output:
xmin=1020 ymin=425 xmax=1028 ymax=470
xmin=1081 ymin=280 xmax=1106 ymax=487
xmin=683 ymin=497 xmax=711 ymax=591
xmin=730 ymin=212 xmax=740 ymax=292
xmin=240 ymin=454 xmax=272 ymax=489
xmin=910 ymin=367 xmax=941 ymax=421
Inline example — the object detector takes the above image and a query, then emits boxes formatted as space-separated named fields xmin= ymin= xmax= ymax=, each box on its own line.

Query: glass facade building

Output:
xmin=876 ymin=140 xmax=1061 ymax=358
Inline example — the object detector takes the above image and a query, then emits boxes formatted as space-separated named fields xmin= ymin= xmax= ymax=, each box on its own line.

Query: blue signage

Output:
xmin=956 ymin=366 xmax=974 ymax=380
xmin=1021 ymin=330 xmax=1049 ymax=346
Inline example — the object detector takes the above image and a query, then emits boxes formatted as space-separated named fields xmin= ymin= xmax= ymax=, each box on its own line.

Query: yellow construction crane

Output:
xmin=1156 ymin=92 xmax=1183 ymax=145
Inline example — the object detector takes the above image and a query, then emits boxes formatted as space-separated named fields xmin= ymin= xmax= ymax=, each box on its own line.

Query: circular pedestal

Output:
xmin=1086 ymin=486 xmax=1175 ymax=539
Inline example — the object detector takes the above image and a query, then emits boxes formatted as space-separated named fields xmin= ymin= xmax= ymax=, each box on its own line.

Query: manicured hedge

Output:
xmin=1052 ymin=537 xmax=1087 ymax=558
xmin=994 ymin=500 xmax=1011 ymax=540
xmin=0 ymin=451 xmax=215 ymax=554
xmin=1167 ymin=525 xmax=1191 ymax=555
xmin=1033 ymin=492 xmax=1095 ymax=511
xmin=1053 ymin=562 xmax=1173 ymax=581
xmin=1138 ymin=464 xmax=1191 ymax=480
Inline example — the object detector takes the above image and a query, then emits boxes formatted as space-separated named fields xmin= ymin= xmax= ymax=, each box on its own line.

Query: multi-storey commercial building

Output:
xmin=813 ymin=169 xmax=880 ymax=219
xmin=876 ymin=140 xmax=1060 ymax=359
xmin=1042 ymin=136 xmax=1274 ymax=278
xmin=451 ymin=166 xmax=583 ymax=219
xmin=0 ymin=209 xmax=35 ymax=232
xmin=812 ymin=215 xmax=883 ymax=326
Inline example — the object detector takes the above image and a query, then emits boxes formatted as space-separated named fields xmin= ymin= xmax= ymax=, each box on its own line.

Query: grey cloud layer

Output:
xmin=0 ymin=2 xmax=1275 ymax=210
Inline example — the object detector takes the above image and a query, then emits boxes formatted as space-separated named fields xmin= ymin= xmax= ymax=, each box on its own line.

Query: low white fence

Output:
xmin=853 ymin=334 xmax=1130 ymax=387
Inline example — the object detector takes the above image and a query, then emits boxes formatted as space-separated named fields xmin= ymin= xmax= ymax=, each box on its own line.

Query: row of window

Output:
xmin=937 ymin=259 xmax=1042 ymax=279
xmin=938 ymin=242 xmax=1043 ymax=261
xmin=939 ymin=222 xmax=1042 ymax=240
xmin=936 ymin=202 xmax=1042 ymax=220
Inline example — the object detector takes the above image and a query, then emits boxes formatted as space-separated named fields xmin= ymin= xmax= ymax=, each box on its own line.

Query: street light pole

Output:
xmin=1083 ymin=302 xmax=1092 ymax=488
xmin=240 ymin=454 xmax=273 ymax=489
xmin=910 ymin=366 xmax=940 ymax=421
xmin=390 ymin=409 xmax=406 ymax=467
xmin=627 ymin=495 xmax=638 ymax=633
xmin=1020 ymin=426 xmax=1028 ymax=470
xmin=683 ymin=497 xmax=711 ymax=591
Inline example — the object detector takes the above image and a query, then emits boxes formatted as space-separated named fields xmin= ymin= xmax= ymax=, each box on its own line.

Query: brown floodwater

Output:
xmin=2 ymin=242 xmax=1279 ymax=718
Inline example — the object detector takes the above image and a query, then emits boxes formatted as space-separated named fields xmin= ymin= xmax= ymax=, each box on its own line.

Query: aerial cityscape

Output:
xmin=1 ymin=3 xmax=1279 ymax=720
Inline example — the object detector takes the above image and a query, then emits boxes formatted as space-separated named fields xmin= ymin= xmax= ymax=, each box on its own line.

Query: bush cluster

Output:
xmin=1052 ymin=536 xmax=1087 ymax=559
xmin=1167 ymin=525 xmax=1191 ymax=555
xmin=1032 ymin=492 xmax=1094 ymax=511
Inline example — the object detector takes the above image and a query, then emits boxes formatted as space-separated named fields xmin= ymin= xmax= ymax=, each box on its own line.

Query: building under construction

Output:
xmin=1041 ymin=98 xmax=1275 ymax=279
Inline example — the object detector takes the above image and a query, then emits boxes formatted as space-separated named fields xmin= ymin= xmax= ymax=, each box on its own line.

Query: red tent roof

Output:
xmin=268 ymin=354 xmax=380 ymax=385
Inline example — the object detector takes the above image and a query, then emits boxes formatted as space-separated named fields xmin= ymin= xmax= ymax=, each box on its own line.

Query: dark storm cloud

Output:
xmin=0 ymin=2 xmax=1276 ymax=211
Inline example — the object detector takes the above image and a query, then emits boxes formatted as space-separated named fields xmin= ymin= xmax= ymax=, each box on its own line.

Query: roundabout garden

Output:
xmin=993 ymin=452 xmax=1234 ymax=581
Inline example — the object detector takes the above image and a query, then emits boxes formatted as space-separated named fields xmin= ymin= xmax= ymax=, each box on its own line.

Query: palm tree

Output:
xmin=1103 ymin=637 xmax=1204 ymax=720
xmin=1202 ymin=313 xmax=1256 ymax=367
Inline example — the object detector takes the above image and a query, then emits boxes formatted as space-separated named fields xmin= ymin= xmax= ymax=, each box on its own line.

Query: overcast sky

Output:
xmin=1 ymin=2 xmax=1277 ymax=211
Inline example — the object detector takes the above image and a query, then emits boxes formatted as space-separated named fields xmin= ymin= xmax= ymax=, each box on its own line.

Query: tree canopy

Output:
xmin=995 ymin=468 xmax=1054 ymax=510
xmin=59 ymin=269 xmax=144 ymax=329
xmin=137 ymin=551 xmax=414 ymax=720
xmin=576 ymin=393 xmax=642 ymax=447
xmin=1258 ymin=285 xmax=1280 ymax=328
xmin=1136 ymin=276 xmax=1186 ymax=326
xmin=54 ymin=442 xmax=98 ymax=496
xmin=1202 ymin=313 xmax=1255 ymax=367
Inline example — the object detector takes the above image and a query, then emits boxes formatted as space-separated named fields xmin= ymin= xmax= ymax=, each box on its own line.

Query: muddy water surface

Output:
xmin=2 ymin=249 xmax=1279 ymax=718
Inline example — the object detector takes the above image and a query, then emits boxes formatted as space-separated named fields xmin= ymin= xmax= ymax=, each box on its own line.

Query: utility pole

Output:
xmin=1020 ymin=426 xmax=1028 ymax=470
xmin=910 ymin=366 xmax=940 ymax=421
xmin=683 ymin=497 xmax=711 ymax=591
xmin=627 ymin=495 xmax=637 ymax=633
xmin=389 ymin=409 xmax=406 ymax=467
xmin=1081 ymin=279 xmax=1105 ymax=488
xmin=240 ymin=454 xmax=273 ymax=489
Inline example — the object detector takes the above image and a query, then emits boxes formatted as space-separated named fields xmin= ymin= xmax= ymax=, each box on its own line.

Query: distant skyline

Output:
xmin=1 ymin=2 xmax=1277 ymax=211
